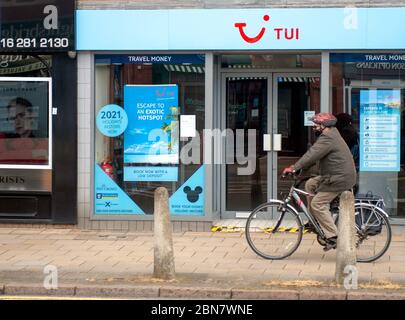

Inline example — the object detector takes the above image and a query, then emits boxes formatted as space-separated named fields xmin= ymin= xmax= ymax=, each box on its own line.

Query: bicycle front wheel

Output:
xmin=245 ymin=201 xmax=303 ymax=260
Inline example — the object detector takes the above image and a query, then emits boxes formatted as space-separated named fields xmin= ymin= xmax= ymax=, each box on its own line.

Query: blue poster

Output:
xmin=360 ymin=90 xmax=401 ymax=172
xmin=124 ymin=85 xmax=179 ymax=164
xmin=94 ymin=164 xmax=144 ymax=215
xmin=170 ymin=165 xmax=205 ymax=216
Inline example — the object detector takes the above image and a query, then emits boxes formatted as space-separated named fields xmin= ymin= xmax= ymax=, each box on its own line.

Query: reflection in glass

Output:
xmin=226 ymin=77 xmax=267 ymax=211
xmin=276 ymin=76 xmax=320 ymax=199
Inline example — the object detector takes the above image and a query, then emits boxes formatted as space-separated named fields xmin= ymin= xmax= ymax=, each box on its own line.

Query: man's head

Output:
xmin=310 ymin=113 xmax=337 ymax=136
xmin=7 ymin=97 xmax=33 ymax=137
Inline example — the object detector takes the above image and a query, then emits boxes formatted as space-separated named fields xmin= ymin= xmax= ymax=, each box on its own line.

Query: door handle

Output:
xmin=273 ymin=134 xmax=282 ymax=151
xmin=263 ymin=134 xmax=282 ymax=151
xmin=263 ymin=134 xmax=271 ymax=151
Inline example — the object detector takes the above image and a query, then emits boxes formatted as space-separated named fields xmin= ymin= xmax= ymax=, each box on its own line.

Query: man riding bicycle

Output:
xmin=282 ymin=113 xmax=357 ymax=251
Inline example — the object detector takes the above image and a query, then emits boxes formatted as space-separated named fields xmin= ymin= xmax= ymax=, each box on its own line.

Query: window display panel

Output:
xmin=330 ymin=53 xmax=405 ymax=217
xmin=94 ymin=54 xmax=205 ymax=216
xmin=0 ymin=78 xmax=51 ymax=167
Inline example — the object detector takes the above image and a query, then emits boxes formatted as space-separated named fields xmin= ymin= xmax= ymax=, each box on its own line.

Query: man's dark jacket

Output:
xmin=293 ymin=127 xmax=357 ymax=192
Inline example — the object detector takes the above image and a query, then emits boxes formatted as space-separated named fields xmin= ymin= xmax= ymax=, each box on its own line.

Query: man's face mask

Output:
xmin=313 ymin=124 xmax=323 ymax=137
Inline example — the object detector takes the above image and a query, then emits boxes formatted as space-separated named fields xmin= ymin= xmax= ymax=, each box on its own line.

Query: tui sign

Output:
xmin=0 ymin=0 xmax=74 ymax=52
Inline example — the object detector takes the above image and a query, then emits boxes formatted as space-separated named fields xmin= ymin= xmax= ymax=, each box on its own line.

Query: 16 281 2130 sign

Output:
xmin=0 ymin=1 xmax=74 ymax=52
xmin=0 ymin=37 xmax=69 ymax=49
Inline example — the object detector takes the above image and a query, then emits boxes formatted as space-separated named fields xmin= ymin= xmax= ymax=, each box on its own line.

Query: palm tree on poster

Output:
xmin=161 ymin=106 xmax=179 ymax=152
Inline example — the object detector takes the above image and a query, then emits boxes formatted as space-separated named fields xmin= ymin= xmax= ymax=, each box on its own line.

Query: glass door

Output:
xmin=272 ymin=73 xmax=321 ymax=199
xmin=221 ymin=73 xmax=271 ymax=218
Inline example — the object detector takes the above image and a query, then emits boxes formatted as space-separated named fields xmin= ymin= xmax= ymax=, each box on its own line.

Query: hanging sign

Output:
xmin=304 ymin=111 xmax=315 ymax=126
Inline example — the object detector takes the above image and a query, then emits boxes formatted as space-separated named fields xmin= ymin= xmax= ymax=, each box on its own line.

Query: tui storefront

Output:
xmin=0 ymin=1 xmax=77 ymax=223
xmin=75 ymin=7 xmax=405 ymax=231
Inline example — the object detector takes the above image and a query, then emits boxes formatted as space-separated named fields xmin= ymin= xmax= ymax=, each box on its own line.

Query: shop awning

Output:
xmin=226 ymin=76 xmax=319 ymax=82
xmin=227 ymin=77 xmax=268 ymax=80
xmin=278 ymin=77 xmax=319 ymax=83
xmin=163 ymin=64 xmax=205 ymax=73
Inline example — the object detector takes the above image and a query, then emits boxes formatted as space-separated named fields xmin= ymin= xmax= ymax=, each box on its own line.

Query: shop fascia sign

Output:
xmin=0 ymin=0 xmax=75 ymax=52
xmin=76 ymin=8 xmax=405 ymax=50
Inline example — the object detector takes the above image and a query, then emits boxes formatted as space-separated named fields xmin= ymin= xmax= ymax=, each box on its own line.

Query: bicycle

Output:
xmin=245 ymin=171 xmax=392 ymax=263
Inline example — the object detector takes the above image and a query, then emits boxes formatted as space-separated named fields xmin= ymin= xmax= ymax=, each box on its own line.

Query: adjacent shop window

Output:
xmin=330 ymin=53 xmax=405 ymax=217
xmin=0 ymin=78 xmax=51 ymax=168
xmin=94 ymin=54 xmax=205 ymax=216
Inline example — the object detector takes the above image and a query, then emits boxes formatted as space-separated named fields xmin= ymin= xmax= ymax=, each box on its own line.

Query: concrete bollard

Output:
xmin=335 ymin=191 xmax=357 ymax=285
xmin=153 ymin=187 xmax=175 ymax=280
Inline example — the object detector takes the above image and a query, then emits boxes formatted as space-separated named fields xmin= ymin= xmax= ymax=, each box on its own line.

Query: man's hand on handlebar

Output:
xmin=282 ymin=165 xmax=295 ymax=177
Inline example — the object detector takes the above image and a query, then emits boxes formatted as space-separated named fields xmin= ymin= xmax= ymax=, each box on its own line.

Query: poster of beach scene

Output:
xmin=123 ymin=84 xmax=179 ymax=164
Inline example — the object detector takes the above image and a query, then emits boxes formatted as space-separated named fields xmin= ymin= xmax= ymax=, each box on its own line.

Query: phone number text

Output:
xmin=0 ymin=38 xmax=69 ymax=48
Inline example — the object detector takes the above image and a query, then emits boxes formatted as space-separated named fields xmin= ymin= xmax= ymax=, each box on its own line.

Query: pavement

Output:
xmin=0 ymin=226 xmax=405 ymax=299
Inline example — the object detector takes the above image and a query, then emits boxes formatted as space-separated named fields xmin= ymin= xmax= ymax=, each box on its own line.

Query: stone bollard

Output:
xmin=335 ymin=191 xmax=357 ymax=285
xmin=153 ymin=187 xmax=175 ymax=280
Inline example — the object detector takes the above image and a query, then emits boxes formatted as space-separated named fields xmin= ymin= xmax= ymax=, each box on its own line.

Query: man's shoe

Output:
xmin=323 ymin=236 xmax=338 ymax=252
xmin=304 ymin=222 xmax=316 ymax=233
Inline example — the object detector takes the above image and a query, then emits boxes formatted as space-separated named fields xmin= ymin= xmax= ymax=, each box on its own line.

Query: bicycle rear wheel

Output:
xmin=354 ymin=203 xmax=392 ymax=263
xmin=245 ymin=201 xmax=303 ymax=260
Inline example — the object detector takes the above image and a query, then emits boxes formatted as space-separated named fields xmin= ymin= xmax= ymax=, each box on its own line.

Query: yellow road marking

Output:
xmin=212 ymin=225 xmax=314 ymax=234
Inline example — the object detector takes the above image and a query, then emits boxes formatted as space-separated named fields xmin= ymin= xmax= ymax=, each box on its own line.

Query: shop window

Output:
xmin=330 ymin=53 xmax=405 ymax=217
xmin=94 ymin=54 xmax=205 ymax=216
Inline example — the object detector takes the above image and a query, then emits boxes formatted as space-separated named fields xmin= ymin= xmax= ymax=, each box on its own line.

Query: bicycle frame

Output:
xmin=280 ymin=182 xmax=327 ymax=239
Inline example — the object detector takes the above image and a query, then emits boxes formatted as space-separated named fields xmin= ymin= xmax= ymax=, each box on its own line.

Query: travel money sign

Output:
xmin=0 ymin=0 xmax=74 ymax=51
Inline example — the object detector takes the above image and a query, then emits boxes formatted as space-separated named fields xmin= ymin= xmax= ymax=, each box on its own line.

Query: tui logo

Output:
xmin=234 ymin=15 xmax=270 ymax=43
xmin=234 ymin=14 xmax=300 ymax=44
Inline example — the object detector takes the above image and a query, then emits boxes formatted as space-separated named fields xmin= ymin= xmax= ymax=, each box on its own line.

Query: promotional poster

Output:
xmin=123 ymin=84 xmax=179 ymax=182
xmin=123 ymin=84 xmax=179 ymax=165
xmin=0 ymin=79 xmax=50 ymax=166
xmin=360 ymin=89 xmax=401 ymax=172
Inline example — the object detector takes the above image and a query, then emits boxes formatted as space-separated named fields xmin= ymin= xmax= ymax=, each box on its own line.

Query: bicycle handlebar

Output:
xmin=281 ymin=168 xmax=302 ymax=179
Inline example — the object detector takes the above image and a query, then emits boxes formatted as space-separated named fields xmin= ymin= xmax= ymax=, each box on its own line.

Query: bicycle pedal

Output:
xmin=322 ymin=238 xmax=338 ymax=252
